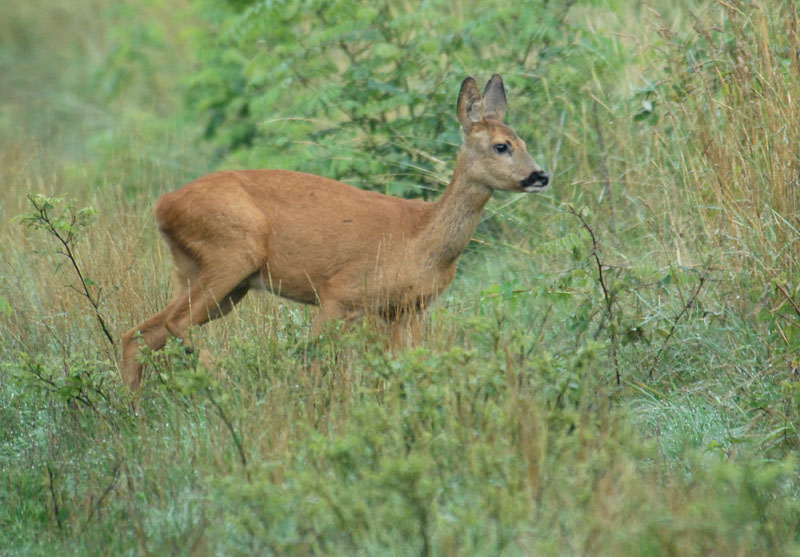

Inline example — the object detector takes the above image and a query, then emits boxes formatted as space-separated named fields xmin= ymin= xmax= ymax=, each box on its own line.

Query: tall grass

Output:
xmin=652 ymin=2 xmax=800 ymax=279
xmin=2 ymin=0 xmax=800 ymax=554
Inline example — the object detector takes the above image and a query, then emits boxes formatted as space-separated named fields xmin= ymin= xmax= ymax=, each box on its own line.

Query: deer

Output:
xmin=120 ymin=74 xmax=549 ymax=390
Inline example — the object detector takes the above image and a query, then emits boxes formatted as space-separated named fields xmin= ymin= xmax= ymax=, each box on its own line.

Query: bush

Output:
xmin=186 ymin=0 xmax=589 ymax=198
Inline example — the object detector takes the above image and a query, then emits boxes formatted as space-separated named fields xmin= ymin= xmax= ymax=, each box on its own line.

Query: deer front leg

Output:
xmin=386 ymin=309 xmax=424 ymax=351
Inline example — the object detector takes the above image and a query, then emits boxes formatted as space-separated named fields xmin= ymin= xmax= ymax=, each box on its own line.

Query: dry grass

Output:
xmin=654 ymin=2 xmax=800 ymax=279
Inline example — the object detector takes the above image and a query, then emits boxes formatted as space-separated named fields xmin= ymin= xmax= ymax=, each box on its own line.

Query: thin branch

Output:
xmin=50 ymin=226 xmax=115 ymax=347
xmin=47 ymin=464 xmax=63 ymax=531
xmin=205 ymin=387 xmax=250 ymax=482
xmin=648 ymin=265 xmax=711 ymax=377
xmin=27 ymin=196 xmax=115 ymax=347
xmin=81 ymin=459 xmax=122 ymax=533
xmin=568 ymin=206 xmax=620 ymax=384
xmin=774 ymin=281 xmax=800 ymax=319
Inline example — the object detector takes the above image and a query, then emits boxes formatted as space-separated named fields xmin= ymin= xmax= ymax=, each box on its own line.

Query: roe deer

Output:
xmin=121 ymin=74 xmax=548 ymax=390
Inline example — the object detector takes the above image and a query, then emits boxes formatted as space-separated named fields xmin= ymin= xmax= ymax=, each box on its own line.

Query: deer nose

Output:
xmin=521 ymin=170 xmax=549 ymax=191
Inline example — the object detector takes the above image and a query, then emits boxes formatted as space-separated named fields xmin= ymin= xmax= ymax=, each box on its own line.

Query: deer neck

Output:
xmin=419 ymin=154 xmax=493 ymax=268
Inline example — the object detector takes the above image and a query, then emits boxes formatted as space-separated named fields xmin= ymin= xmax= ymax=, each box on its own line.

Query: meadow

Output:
xmin=2 ymin=0 xmax=799 ymax=554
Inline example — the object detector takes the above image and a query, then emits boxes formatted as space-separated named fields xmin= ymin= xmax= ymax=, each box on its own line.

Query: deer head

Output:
xmin=456 ymin=74 xmax=549 ymax=193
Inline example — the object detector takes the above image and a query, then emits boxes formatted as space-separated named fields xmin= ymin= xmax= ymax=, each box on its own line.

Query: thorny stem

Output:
xmin=569 ymin=206 xmax=620 ymax=385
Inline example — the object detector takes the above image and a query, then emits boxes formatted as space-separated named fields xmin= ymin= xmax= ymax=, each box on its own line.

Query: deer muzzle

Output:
xmin=521 ymin=170 xmax=549 ymax=192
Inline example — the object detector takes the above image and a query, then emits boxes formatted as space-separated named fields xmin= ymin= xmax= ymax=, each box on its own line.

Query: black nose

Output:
xmin=522 ymin=170 xmax=549 ymax=188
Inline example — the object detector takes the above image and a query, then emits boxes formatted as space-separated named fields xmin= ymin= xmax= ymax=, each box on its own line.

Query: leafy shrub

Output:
xmin=185 ymin=0 xmax=591 ymax=198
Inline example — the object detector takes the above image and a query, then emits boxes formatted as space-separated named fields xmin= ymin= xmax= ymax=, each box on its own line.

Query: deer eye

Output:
xmin=493 ymin=143 xmax=510 ymax=154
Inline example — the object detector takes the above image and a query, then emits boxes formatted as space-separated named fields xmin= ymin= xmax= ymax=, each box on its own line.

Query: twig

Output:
xmin=205 ymin=387 xmax=251 ymax=482
xmin=568 ymin=206 xmax=620 ymax=384
xmin=774 ymin=281 xmax=800 ymax=319
xmin=48 ymin=225 xmax=115 ymax=347
xmin=47 ymin=464 xmax=63 ymax=531
xmin=81 ymin=459 xmax=122 ymax=533
xmin=648 ymin=265 xmax=711 ymax=377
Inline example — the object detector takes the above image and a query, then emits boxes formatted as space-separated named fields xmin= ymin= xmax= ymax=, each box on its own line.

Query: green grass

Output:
xmin=2 ymin=0 xmax=800 ymax=554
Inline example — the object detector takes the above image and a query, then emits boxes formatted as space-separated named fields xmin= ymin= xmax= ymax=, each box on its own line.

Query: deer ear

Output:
xmin=482 ymin=74 xmax=507 ymax=121
xmin=457 ymin=76 xmax=484 ymax=131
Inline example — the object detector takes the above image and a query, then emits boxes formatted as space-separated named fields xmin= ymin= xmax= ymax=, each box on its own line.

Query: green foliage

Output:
xmin=194 ymin=336 xmax=612 ymax=554
xmin=185 ymin=0 xmax=585 ymax=197
xmin=6 ymin=351 xmax=114 ymax=410
xmin=18 ymin=194 xmax=97 ymax=244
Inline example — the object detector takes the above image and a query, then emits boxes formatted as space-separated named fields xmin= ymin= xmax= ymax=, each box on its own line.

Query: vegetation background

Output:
xmin=2 ymin=0 xmax=800 ymax=554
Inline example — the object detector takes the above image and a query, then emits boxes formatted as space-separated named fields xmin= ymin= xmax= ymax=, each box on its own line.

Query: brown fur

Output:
xmin=120 ymin=74 xmax=547 ymax=390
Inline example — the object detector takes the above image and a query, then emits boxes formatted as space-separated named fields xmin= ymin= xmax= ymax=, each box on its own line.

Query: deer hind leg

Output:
xmin=121 ymin=305 xmax=174 ymax=391
xmin=121 ymin=255 xmax=254 ymax=390
xmin=160 ymin=271 xmax=251 ymax=364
